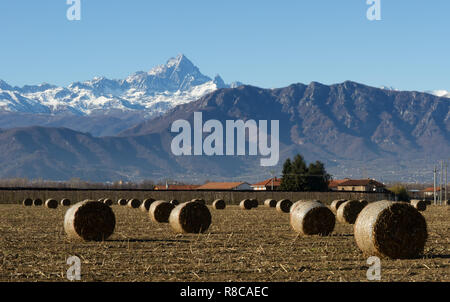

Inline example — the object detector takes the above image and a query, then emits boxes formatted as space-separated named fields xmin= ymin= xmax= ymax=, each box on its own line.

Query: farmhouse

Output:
xmin=251 ymin=177 xmax=282 ymax=191
xmin=422 ymin=187 xmax=446 ymax=198
xmin=337 ymin=179 xmax=385 ymax=192
xmin=328 ymin=179 xmax=350 ymax=191
xmin=196 ymin=182 xmax=253 ymax=191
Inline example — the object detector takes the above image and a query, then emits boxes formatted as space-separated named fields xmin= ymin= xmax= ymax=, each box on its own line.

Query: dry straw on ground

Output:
xmin=23 ymin=198 xmax=33 ymax=206
xmin=330 ymin=199 xmax=346 ymax=213
xmin=240 ymin=199 xmax=253 ymax=210
xmin=103 ymin=199 xmax=113 ymax=206
xmin=149 ymin=200 xmax=175 ymax=223
xmin=336 ymin=200 xmax=365 ymax=224
xmin=212 ymin=199 xmax=226 ymax=210
xmin=276 ymin=199 xmax=293 ymax=213
xmin=33 ymin=199 xmax=43 ymax=206
xmin=140 ymin=198 xmax=156 ymax=212
xmin=128 ymin=199 xmax=141 ymax=209
xmin=411 ymin=200 xmax=427 ymax=212
xmin=117 ymin=199 xmax=127 ymax=206
xmin=61 ymin=198 xmax=71 ymax=206
xmin=290 ymin=201 xmax=335 ymax=236
xmin=45 ymin=199 xmax=58 ymax=209
xmin=354 ymin=201 xmax=428 ymax=259
xmin=264 ymin=199 xmax=277 ymax=208
xmin=64 ymin=200 xmax=116 ymax=241
xmin=169 ymin=201 xmax=212 ymax=234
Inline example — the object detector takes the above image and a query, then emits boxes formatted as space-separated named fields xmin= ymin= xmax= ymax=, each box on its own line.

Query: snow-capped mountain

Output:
xmin=428 ymin=90 xmax=450 ymax=98
xmin=0 ymin=54 xmax=242 ymax=116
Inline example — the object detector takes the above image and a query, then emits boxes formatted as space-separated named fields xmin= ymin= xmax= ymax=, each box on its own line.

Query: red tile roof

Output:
xmin=338 ymin=179 xmax=385 ymax=187
xmin=423 ymin=187 xmax=442 ymax=192
xmin=252 ymin=177 xmax=282 ymax=187
xmin=328 ymin=179 xmax=350 ymax=188
xmin=197 ymin=182 xmax=247 ymax=190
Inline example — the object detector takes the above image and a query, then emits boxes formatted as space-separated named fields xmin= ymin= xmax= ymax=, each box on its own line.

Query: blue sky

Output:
xmin=0 ymin=0 xmax=449 ymax=91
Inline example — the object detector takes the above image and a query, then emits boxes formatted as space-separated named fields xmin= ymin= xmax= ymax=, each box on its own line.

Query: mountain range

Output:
xmin=0 ymin=54 xmax=242 ymax=136
xmin=0 ymin=79 xmax=448 ymax=183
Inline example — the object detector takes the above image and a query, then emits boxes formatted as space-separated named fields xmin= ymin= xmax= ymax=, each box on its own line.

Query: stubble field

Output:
xmin=0 ymin=203 xmax=448 ymax=282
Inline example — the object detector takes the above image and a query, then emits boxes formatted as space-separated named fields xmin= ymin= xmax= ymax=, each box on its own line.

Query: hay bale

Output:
xmin=336 ymin=200 xmax=365 ymax=224
xmin=170 ymin=199 xmax=180 ymax=206
xmin=240 ymin=199 xmax=253 ymax=210
xmin=192 ymin=198 xmax=206 ymax=205
xmin=149 ymin=200 xmax=175 ymax=223
xmin=140 ymin=198 xmax=156 ymax=212
xmin=45 ymin=199 xmax=58 ymax=209
xmin=445 ymin=200 xmax=449 ymax=206
xmin=117 ymin=199 xmax=127 ymax=206
xmin=33 ymin=198 xmax=43 ymax=206
xmin=264 ymin=199 xmax=277 ymax=208
xmin=212 ymin=199 xmax=226 ymax=210
xmin=169 ymin=201 xmax=212 ymax=234
xmin=354 ymin=201 xmax=428 ymax=259
xmin=64 ymin=200 xmax=116 ymax=241
xmin=360 ymin=200 xmax=369 ymax=207
xmin=98 ymin=198 xmax=104 ymax=202
xmin=23 ymin=198 xmax=33 ymax=206
xmin=127 ymin=199 xmax=141 ymax=209
xmin=250 ymin=199 xmax=259 ymax=208
xmin=330 ymin=199 xmax=346 ymax=213
xmin=290 ymin=200 xmax=305 ymax=213
xmin=290 ymin=201 xmax=335 ymax=236
xmin=61 ymin=198 xmax=71 ymax=206
xmin=103 ymin=199 xmax=113 ymax=206
xmin=276 ymin=199 xmax=293 ymax=213
xmin=411 ymin=199 xmax=427 ymax=212
xmin=425 ymin=199 xmax=432 ymax=205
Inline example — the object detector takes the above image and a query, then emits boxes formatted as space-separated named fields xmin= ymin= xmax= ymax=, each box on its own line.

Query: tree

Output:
xmin=306 ymin=161 xmax=331 ymax=192
xmin=389 ymin=184 xmax=410 ymax=202
xmin=280 ymin=158 xmax=294 ymax=191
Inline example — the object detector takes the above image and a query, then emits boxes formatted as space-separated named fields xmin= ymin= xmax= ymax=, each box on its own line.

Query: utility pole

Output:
xmin=441 ymin=161 xmax=444 ymax=205
xmin=445 ymin=160 xmax=448 ymax=203
xmin=433 ymin=166 xmax=437 ymax=205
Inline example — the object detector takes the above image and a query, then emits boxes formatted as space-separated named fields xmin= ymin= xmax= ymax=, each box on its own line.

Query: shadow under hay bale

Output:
xmin=290 ymin=201 xmax=335 ymax=236
xmin=140 ymin=198 xmax=156 ymax=212
xmin=212 ymin=199 xmax=226 ymax=210
xmin=331 ymin=199 xmax=346 ymax=213
xmin=354 ymin=201 xmax=428 ymax=259
xmin=45 ymin=199 xmax=58 ymax=209
xmin=117 ymin=199 xmax=127 ymax=206
xmin=411 ymin=200 xmax=427 ymax=211
xmin=149 ymin=200 xmax=175 ymax=223
xmin=61 ymin=198 xmax=71 ymax=206
xmin=64 ymin=200 xmax=116 ymax=241
xmin=240 ymin=199 xmax=252 ymax=210
xmin=33 ymin=199 xmax=43 ymax=206
xmin=23 ymin=198 xmax=33 ymax=206
xmin=264 ymin=199 xmax=277 ymax=208
xmin=128 ymin=199 xmax=141 ymax=209
xmin=337 ymin=200 xmax=365 ymax=224
xmin=276 ymin=199 xmax=293 ymax=213
xmin=169 ymin=201 xmax=212 ymax=234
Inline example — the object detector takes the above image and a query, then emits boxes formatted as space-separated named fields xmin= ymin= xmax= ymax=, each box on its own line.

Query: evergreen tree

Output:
xmin=306 ymin=161 xmax=331 ymax=191
xmin=280 ymin=158 xmax=294 ymax=191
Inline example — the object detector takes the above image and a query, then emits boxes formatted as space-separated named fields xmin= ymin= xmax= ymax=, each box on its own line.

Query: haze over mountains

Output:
xmin=0 ymin=76 xmax=448 ymax=183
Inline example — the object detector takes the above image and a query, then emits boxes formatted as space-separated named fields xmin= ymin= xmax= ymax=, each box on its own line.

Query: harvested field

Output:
xmin=0 ymin=204 xmax=448 ymax=282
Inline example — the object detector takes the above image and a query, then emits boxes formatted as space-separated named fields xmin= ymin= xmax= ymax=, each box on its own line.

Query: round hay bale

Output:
xmin=45 ymin=199 xmax=58 ymax=209
xmin=240 ymin=199 xmax=253 ymax=210
xmin=192 ymin=198 xmax=206 ymax=205
xmin=61 ymin=198 xmax=71 ymax=206
xmin=23 ymin=198 xmax=33 ymax=206
xmin=64 ymin=200 xmax=116 ymax=241
xmin=98 ymin=198 xmax=105 ymax=202
xmin=264 ymin=199 xmax=277 ymax=208
xmin=127 ymin=199 xmax=141 ymax=209
xmin=276 ymin=199 xmax=293 ymax=213
xmin=445 ymin=200 xmax=449 ymax=206
xmin=336 ymin=200 xmax=365 ymax=224
xmin=169 ymin=201 xmax=212 ymax=234
xmin=117 ymin=199 xmax=127 ymax=206
xmin=140 ymin=198 xmax=156 ymax=212
xmin=149 ymin=200 xmax=175 ymax=223
xmin=212 ymin=199 xmax=226 ymax=210
xmin=354 ymin=201 xmax=428 ymax=259
xmin=330 ymin=199 xmax=346 ymax=213
xmin=290 ymin=200 xmax=306 ymax=213
xmin=103 ymin=199 xmax=113 ymax=206
xmin=250 ymin=199 xmax=259 ymax=208
xmin=411 ymin=199 xmax=427 ymax=212
xmin=290 ymin=201 xmax=335 ymax=236
xmin=170 ymin=199 xmax=180 ymax=206
xmin=33 ymin=198 xmax=43 ymax=206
